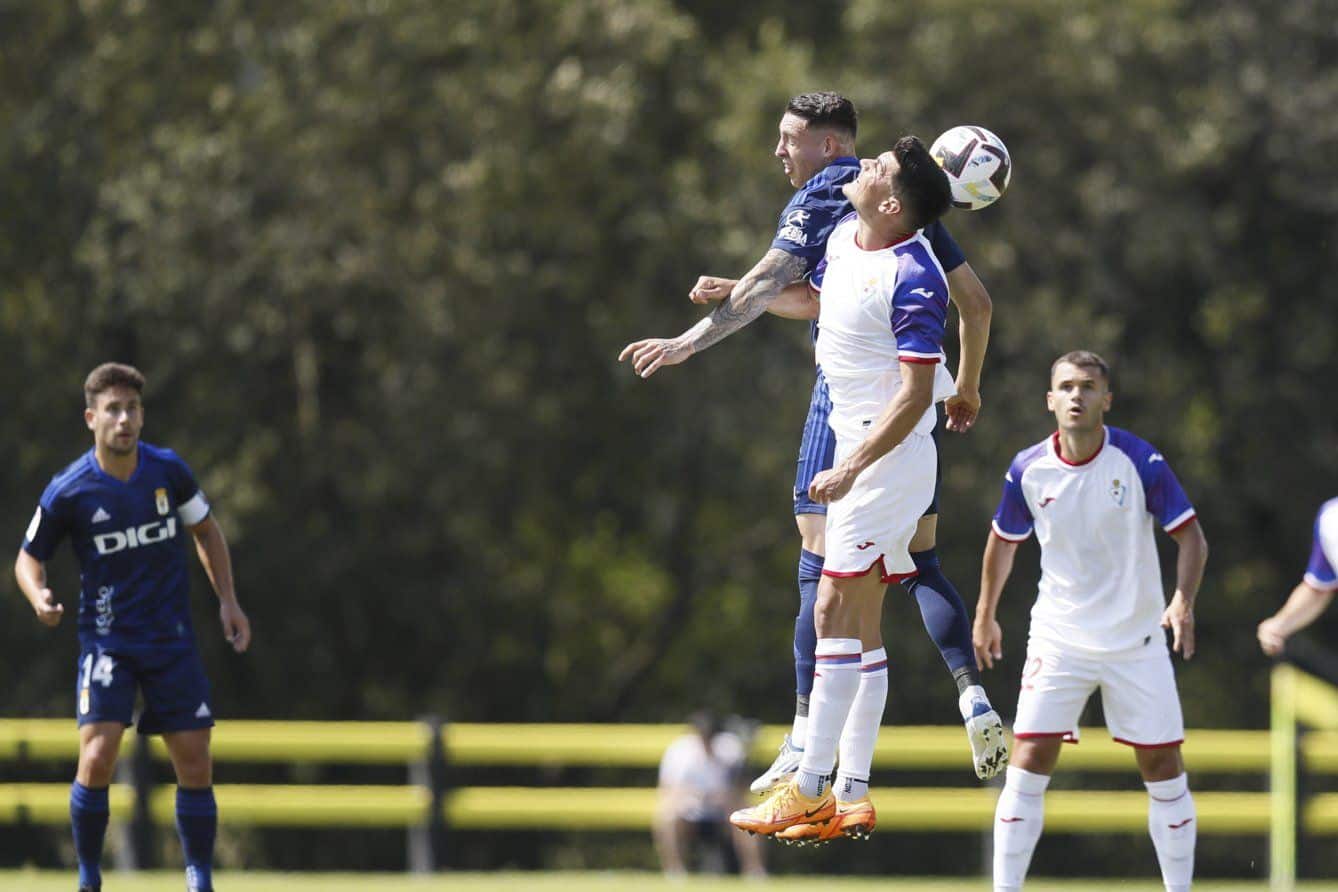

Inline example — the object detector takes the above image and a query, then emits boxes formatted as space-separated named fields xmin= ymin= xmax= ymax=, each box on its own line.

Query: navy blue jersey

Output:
xmin=773 ymin=158 xmax=966 ymax=344
xmin=23 ymin=443 xmax=211 ymax=651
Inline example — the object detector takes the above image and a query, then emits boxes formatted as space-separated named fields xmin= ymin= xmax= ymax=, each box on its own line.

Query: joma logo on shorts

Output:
xmin=94 ymin=518 xmax=177 ymax=555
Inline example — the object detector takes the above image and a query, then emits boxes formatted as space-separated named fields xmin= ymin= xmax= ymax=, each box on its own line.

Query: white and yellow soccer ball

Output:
xmin=930 ymin=125 xmax=1012 ymax=211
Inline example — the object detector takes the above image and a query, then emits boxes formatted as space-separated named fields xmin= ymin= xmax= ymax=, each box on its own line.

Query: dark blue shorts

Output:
xmin=793 ymin=372 xmax=942 ymax=518
xmin=75 ymin=643 xmax=214 ymax=735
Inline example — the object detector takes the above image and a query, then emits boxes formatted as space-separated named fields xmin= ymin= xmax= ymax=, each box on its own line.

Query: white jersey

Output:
xmin=991 ymin=427 xmax=1197 ymax=656
xmin=658 ymin=731 xmax=746 ymax=821
xmin=811 ymin=214 xmax=951 ymax=442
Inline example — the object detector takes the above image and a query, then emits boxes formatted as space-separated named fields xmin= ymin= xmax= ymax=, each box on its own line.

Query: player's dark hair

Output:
xmin=786 ymin=92 xmax=858 ymax=139
xmin=84 ymin=362 xmax=146 ymax=407
xmin=891 ymin=135 xmax=953 ymax=230
xmin=1051 ymin=350 xmax=1111 ymax=384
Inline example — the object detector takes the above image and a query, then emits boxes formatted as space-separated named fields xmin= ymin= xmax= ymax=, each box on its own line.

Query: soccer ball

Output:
xmin=930 ymin=125 xmax=1012 ymax=211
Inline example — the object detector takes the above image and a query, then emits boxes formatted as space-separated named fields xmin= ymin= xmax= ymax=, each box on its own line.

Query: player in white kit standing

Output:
xmin=730 ymin=135 xmax=956 ymax=842
xmin=973 ymin=351 xmax=1209 ymax=892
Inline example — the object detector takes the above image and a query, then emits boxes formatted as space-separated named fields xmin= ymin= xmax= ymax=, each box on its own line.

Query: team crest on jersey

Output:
xmin=155 ymin=488 xmax=170 ymax=515
xmin=1110 ymin=478 xmax=1127 ymax=507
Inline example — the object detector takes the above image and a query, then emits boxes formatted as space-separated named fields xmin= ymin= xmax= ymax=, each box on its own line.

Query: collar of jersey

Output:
xmin=86 ymin=447 xmax=145 ymax=486
xmin=1049 ymin=426 xmax=1108 ymax=468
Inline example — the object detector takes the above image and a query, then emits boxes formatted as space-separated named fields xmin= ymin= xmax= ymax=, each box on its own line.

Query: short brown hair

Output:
xmin=84 ymin=362 xmax=146 ymax=407
xmin=1050 ymin=350 xmax=1110 ymax=384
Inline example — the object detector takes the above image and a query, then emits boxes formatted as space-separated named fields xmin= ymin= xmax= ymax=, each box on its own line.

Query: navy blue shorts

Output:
xmin=75 ymin=643 xmax=214 ymax=735
xmin=793 ymin=371 xmax=942 ymax=518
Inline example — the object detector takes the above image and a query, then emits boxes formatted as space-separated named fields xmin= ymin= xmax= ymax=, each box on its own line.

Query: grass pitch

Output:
xmin=2 ymin=872 xmax=1335 ymax=891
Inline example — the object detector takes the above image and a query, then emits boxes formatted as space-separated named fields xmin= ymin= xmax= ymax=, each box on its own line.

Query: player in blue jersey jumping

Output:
xmin=15 ymin=363 xmax=250 ymax=892
xmin=620 ymin=92 xmax=1007 ymax=786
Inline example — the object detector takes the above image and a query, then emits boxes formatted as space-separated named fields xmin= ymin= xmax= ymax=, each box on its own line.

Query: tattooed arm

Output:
xmin=619 ymin=249 xmax=810 ymax=378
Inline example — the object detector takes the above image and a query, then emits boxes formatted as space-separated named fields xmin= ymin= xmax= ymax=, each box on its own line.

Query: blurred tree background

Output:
xmin=2 ymin=0 xmax=1337 ymax=877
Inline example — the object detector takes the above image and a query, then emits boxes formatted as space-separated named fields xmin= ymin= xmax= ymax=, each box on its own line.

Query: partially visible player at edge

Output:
xmin=14 ymin=363 xmax=251 ymax=892
xmin=729 ymin=136 xmax=958 ymax=842
xmin=619 ymin=91 xmax=1005 ymax=786
xmin=1258 ymin=497 xmax=1338 ymax=656
xmin=973 ymin=351 xmax=1208 ymax=892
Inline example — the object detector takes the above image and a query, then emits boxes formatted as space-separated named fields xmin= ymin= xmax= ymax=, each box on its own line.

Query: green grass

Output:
xmin=2 ymin=872 xmax=1335 ymax=891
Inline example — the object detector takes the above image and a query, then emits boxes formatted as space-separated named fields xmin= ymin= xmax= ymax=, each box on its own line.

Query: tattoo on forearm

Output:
xmin=681 ymin=250 xmax=808 ymax=354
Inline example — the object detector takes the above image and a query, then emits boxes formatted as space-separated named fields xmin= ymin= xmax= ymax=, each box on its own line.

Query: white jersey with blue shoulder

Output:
xmin=811 ymin=214 xmax=952 ymax=441
xmin=1304 ymin=497 xmax=1338 ymax=591
xmin=991 ymin=427 xmax=1197 ymax=656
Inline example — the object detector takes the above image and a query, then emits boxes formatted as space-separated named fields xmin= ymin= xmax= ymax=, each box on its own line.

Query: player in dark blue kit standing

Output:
xmin=15 ymin=363 xmax=250 ymax=892
xmin=621 ymin=92 xmax=1007 ymax=789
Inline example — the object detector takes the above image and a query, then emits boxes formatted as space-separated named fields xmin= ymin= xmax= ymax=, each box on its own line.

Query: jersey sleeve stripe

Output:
xmin=1164 ymin=508 xmax=1197 ymax=534
xmin=899 ymin=354 xmax=942 ymax=365
xmin=991 ymin=520 xmax=1031 ymax=542
xmin=1304 ymin=571 xmax=1338 ymax=592
xmin=178 ymin=492 xmax=211 ymax=526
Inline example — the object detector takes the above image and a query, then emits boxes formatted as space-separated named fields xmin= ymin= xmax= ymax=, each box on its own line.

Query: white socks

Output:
xmin=790 ymin=713 xmax=808 ymax=746
xmin=992 ymin=766 xmax=1195 ymax=892
xmin=796 ymin=637 xmax=862 ymax=798
xmin=1146 ymin=773 xmax=1196 ymax=892
xmin=993 ymin=765 xmax=1050 ymax=892
xmin=835 ymin=648 xmax=888 ymax=802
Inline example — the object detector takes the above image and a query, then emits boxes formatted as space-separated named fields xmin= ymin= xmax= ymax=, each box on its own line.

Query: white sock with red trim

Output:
xmin=993 ymin=765 xmax=1050 ymax=892
xmin=835 ymin=648 xmax=888 ymax=802
xmin=795 ymin=637 xmax=862 ymax=798
xmin=1146 ymin=773 xmax=1195 ymax=892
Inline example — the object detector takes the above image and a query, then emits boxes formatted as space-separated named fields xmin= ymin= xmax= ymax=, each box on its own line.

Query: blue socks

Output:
xmin=795 ymin=548 xmax=824 ymax=698
xmin=176 ymin=786 xmax=217 ymax=892
xmin=905 ymin=548 xmax=981 ymax=689
xmin=70 ymin=781 xmax=109 ymax=891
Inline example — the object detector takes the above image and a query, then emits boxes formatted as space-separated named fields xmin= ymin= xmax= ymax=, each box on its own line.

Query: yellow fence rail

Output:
xmin=3 ymin=692 xmax=1336 ymax=875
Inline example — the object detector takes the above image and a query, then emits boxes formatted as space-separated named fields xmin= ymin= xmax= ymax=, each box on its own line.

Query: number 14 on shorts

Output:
xmin=79 ymin=653 xmax=115 ymax=715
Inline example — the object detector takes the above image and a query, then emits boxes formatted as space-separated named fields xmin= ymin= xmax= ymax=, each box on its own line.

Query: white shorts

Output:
xmin=822 ymin=431 xmax=936 ymax=583
xmin=1013 ymin=641 xmax=1185 ymax=748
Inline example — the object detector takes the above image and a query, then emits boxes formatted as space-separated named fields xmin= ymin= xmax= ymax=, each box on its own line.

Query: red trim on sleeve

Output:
xmin=1165 ymin=513 xmax=1198 ymax=535
xmin=899 ymin=356 xmax=942 ymax=365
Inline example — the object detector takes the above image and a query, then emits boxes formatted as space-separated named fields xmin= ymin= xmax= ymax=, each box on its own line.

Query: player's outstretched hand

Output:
xmin=31 ymin=587 xmax=64 ymax=627
xmin=808 ymin=464 xmax=856 ymax=505
xmin=945 ymin=386 xmax=982 ymax=433
xmin=220 ymin=600 xmax=252 ymax=653
xmin=618 ymin=337 xmax=691 ymax=379
xmin=1162 ymin=592 xmax=1195 ymax=660
xmin=688 ymin=276 xmax=737 ymax=304
xmin=1257 ymin=616 xmax=1289 ymax=657
xmin=973 ymin=617 xmax=1002 ymax=670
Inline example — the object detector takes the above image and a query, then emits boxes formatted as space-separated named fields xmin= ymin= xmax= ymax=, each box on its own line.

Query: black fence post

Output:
xmin=408 ymin=714 xmax=448 ymax=873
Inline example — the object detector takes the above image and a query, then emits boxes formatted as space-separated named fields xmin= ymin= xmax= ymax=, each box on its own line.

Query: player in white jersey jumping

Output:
xmin=973 ymin=351 xmax=1209 ymax=892
xmin=729 ymin=135 xmax=957 ymax=842
xmin=1258 ymin=497 xmax=1338 ymax=656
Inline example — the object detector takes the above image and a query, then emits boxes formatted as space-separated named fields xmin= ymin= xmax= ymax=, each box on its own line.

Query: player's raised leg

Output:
xmin=905 ymin=449 xmax=1007 ymax=779
xmin=72 ymin=722 xmax=124 ymax=892
xmin=165 ymin=728 xmax=218 ymax=892
xmin=732 ymin=570 xmax=879 ymax=835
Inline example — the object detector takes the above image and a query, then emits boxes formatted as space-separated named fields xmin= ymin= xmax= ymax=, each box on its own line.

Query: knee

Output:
xmin=78 ymin=739 xmax=120 ymax=785
xmin=1139 ymin=748 xmax=1184 ymax=782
